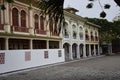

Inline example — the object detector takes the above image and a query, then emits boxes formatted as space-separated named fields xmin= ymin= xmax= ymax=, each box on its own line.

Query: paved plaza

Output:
xmin=0 ymin=54 xmax=120 ymax=80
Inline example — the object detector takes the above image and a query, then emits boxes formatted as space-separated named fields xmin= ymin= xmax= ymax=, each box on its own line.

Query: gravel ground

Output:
xmin=0 ymin=54 xmax=120 ymax=80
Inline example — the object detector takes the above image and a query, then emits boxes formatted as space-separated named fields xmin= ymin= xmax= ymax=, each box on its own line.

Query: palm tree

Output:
xmin=38 ymin=0 xmax=119 ymax=33
xmin=38 ymin=0 xmax=65 ymax=35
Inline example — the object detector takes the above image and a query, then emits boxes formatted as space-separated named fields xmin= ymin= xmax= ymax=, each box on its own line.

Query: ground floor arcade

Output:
xmin=0 ymin=37 xmax=61 ymax=50
xmin=63 ymin=43 xmax=100 ymax=61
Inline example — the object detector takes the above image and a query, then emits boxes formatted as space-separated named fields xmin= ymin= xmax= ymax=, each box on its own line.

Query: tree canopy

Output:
xmin=86 ymin=18 xmax=120 ymax=44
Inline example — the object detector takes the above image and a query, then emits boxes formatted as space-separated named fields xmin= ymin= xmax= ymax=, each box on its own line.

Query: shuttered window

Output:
xmin=40 ymin=16 xmax=44 ymax=30
xmin=12 ymin=8 xmax=19 ymax=26
xmin=34 ymin=14 xmax=39 ymax=29
xmin=21 ymin=10 xmax=26 ymax=27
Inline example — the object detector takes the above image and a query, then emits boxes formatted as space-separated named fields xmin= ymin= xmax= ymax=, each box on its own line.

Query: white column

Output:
xmin=59 ymin=41 xmax=62 ymax=49
xmin=29 ymin=8 xmax=34 ymax=35
xmin=89 ymin=44 xmax=92 ymax=57
xmin=30 ymin=39 xmax=33 ymax=49
xmin=69 ymin=45 xmax=73 ymax=60
xmin=97 ymin=45 xmax=100 ymax=55
xmin=4 ymin=2 xmax=10 ymax=33
xmin=83 ymin=44 xmax=87 ymax=58
xmin=77 ymin=45 xmax=80 ymax=59
xmin=94 ymin=45 xmax=96 ymax=56
xmin=46 ymin=15 xmax=50 ymax=36
xmin=5 ymin=38 xmax=9 ymax=50
xmin=47 ymin=40 xmax=49 ymax=49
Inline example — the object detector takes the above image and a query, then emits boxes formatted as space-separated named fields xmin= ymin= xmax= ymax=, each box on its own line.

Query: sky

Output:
xmin=64 ymin=0 xmax=120 ymax=22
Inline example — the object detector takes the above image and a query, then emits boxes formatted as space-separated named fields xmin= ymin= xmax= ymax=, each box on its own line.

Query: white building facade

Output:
xmin=62 ymin=7 xmax=100 ymax=61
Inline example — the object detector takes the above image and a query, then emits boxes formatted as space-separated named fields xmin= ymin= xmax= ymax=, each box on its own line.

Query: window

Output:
xmin=73 ymin=31 xmax=77 ymax=39
xmin=79 ymin=32 xmax=83 ymax=40
xmin=34 ymin=14 xmax=39 ymax=29
xmin=0 ymin=53 xmax=5 ymax=64
xmin=54 ymin=20 xmax=57 ymax=34
xmin=40 ymin=16 xmax=44 ymax=30
xmin=58 ymin=50 xmax=62 ymax=57
xmin=44 ymin=51 xmax=48 ymax=59
xmin=95 ymin=32 xmax=98 ymax=41
xmin=0 ymin=8 xmax=1 ymax=24
xmin=91 ymin=32 xmax=94 ymax=41
xmin=21 ymin=10 xmax=26 ymax=27
xmin=85 ymin=30 xmax=89 ymax=40
xmin=49 ymin=19 xmax=53 ymax=32
xmin=25 ymin=51 xmax=31 ymax=61
xmin=12 ymin=8 xmax=19 ymax=26
xmin=79 ymin=26 xmax=83 ymax=31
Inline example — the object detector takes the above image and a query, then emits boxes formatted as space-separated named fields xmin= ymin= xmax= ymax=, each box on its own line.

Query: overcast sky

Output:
xmin=64 ymin=0 xmax=120 ymax=22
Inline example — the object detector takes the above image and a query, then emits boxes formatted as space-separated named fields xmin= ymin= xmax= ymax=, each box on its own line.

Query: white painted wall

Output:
xmin=0 ymin=49 xmax=65 ymax=74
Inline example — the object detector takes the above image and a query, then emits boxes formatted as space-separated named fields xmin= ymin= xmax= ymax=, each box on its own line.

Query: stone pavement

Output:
xmin=0 ymin=54 xmax=120 ymax=80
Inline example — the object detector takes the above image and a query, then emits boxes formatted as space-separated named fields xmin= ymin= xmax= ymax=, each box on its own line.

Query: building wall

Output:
xmin=0 ymin=0 xmax=62 ymax=50
xmin=62 ymin=10 xmax=100 ymax=61
xmin=0 ymin=49 xmax=65 ymax=74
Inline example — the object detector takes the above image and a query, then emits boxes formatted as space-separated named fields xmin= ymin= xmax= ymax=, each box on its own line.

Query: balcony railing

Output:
xmin=52 ymin=32 xmax=59 ymax=36
xmin=12 ymin=26 xmax=29 ymax=33
xmin=0 ymin=24 xmax=4 ymax=30
xmin=73 ymin=35 xmax=77 ymax=39
xmin=64 ymin=34 xmax=69 ymax=38
xmin=85 ymin=35 xmax=89 ymax=41
xmin=35 ymin=29 xmax=46 ymax=35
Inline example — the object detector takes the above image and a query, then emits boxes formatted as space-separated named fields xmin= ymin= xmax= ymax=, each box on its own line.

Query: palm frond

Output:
xmin=38 ymin=0 xmax=64 ymax=35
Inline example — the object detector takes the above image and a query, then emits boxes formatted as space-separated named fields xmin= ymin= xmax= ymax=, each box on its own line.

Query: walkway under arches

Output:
xmin=63 ymin=43 xmax=70 ymax=61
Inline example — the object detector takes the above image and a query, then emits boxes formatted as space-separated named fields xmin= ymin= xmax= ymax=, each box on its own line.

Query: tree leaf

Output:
xmin=100 ymin=11 xmax=106 ymax=18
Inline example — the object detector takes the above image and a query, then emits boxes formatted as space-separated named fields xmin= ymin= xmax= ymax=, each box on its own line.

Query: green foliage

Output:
xmin=88 ymin=0 xmax=95 ymax=1
xmin=5 ymin=0 xmax=14 ymax=3
xmin=104 ymin=4 xmax=111 ymax=9
xmin=38 ymin=0 xmax=65 ymax=35
xmin=0 ymin=4 xmax=6 ymax=10
xmin=100 ymin=11 xmax=106 ymax=18
xmin=86 ymin=3 xmax=93 ymax=8
xmin=86 ymin=0 xmax=120 ymax=18
xmin=114 ymin=0 xmax=120 ymax=6
xmin=86 ymin=18 xmax=120 ymax=45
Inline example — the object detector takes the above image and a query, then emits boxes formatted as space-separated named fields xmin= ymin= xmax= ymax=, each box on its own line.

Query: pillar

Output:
xmin=5 ymin=38 xmax=8 ymax=50
xmin=83 ymin=44 xmax=87 ymax=58
xmin=97 ymin=44 xmax=100 ymax=55
xmin=77 ymin=45 xmax=80 ymax=59
xmin=59 ymin=40 xmax=62 ymax=49
xmin=69 ymin=45 xmax=73 ymax=60
xmin=47 ymin=40 xmax=49 ymax=49
xmin=94 ymin=45 xmax=96 ymax=56
xmin=89 ymin=44 xmax=92 ymax=57
xmin=4 ymin=2 xmax=10 ymax=33
xmin=29 ymin=7 xmax=34 ymax=35
xmin=30 ymin=39 xmax=33 ymax=49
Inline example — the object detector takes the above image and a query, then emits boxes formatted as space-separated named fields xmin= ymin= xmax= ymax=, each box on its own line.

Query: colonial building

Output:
xmin=63 ymin=7 xmax=100 ymax=61
xmin=0 ymin=1 xmax=100 ymax=60
xmin=0 ymin=0 xmax=62 ymax=50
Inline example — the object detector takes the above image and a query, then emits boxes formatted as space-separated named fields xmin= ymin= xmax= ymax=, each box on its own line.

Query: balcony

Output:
xmin=0 ymin=24 xmax=4 ymax=30
xmin=95 ymin=36 xmax=98 ymax=41
xmin=85 ymin=35 xmax=89 ymax=41
xmin=12 ymin=26 xmax=29 ymax=33
xmin=64 ymin=34 xmax=69 ymax=38
xmin=52 ymin=32 xmax=59 ymax=36
xmin=35 ymin=29 xmax=46 ymax=35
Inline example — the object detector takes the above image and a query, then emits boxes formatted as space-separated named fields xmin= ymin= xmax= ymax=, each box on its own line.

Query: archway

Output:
xmin=63 ymin=43 xmax=70 ymax=61
xmin=80 ymin=44 xmax=84 ymax=58
xmin=72 ymin=43 xmax=77 ymax=59
xmin=91 ymin=45 xmax=94 ymax=56
xmin=86 ymin=44 xmax=89 ymax=57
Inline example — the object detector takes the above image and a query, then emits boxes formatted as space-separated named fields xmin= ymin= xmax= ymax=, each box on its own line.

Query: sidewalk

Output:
xmin=1 ymin=54 xmax=120 ymax=80
xmin=0 ymin=55 xmax=105 ymax=76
